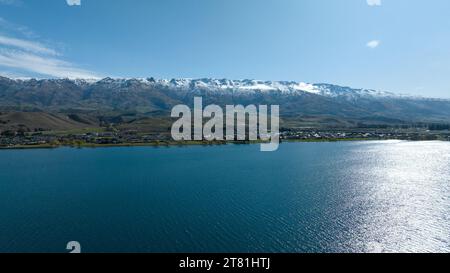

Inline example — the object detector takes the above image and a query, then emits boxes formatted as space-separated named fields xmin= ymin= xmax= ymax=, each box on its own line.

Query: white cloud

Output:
xmin=0 ymin=70 xmax=28 ymax=79
xmin=0 ymin=18 xmax=99 ymax=79
xmin=0 ymin=0 xmax=22 ymax=6
xmin=366 ymin=40 xmax=380 ymax=49
xmin=0 ymin=17 xmax=36 ymax=38
xmin=0 ymin=49 xmax=99 ymax=79
xmin=0 ymin=35 xmax=59 ymax=56
xmin=367 ymin=0 xmax=381 ymax=6
xmin=66 ymin=0 xmax=81 ymax=6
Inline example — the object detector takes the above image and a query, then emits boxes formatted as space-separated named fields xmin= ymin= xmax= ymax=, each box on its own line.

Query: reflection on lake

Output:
xmin=0 ymin=141 xmax=449 ymax=253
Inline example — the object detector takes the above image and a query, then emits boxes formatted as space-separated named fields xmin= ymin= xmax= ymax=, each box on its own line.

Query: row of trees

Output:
xmin=356 ymin=122 xmax=450 ymax=130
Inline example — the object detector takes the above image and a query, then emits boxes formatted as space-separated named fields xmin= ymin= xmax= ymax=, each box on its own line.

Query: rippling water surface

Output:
xmin=0 ymin=141 xmax=449 ymax=253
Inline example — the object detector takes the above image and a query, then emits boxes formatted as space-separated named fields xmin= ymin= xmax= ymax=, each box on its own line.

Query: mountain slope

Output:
xmin=1 ymin=76 xmax=450 ymax=125
xmin=0 ymin=111 xmax=96 ymax=132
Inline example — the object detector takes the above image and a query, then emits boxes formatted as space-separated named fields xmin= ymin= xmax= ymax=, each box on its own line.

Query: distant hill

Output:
xmin=0 ymin=111 xmax=96 ymax=132
xmin=1 ymin=76 xmax=450 ymax=132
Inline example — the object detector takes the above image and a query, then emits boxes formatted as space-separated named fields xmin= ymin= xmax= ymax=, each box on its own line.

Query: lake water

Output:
xmin=1 ymin=141 xmax=449 ymax=253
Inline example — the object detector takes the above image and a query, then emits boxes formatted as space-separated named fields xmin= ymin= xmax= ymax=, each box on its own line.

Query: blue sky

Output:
xmin=0 ymin=0 xmax=449 ymax=98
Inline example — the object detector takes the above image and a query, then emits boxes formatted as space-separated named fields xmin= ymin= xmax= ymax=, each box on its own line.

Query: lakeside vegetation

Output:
xmin=2 ymin=134 xmax=449 ymax=150
xmin=2 ymin=111 xmax=450 ymax=150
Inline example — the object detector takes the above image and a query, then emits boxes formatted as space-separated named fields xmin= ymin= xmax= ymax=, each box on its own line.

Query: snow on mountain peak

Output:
xmin=291 ymin=82 xmax=321 ymax=94
xmin=2 ymin=75 xmax=419 ymax=100
xmin=71 ymin=77 xmax=419 ymax=100
xmin=138 ymin=78 xmax=324 ymax=95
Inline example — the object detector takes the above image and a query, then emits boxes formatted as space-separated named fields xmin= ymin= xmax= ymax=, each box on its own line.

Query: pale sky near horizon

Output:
xmin=0 ymin=0 xmax=450 ymax=98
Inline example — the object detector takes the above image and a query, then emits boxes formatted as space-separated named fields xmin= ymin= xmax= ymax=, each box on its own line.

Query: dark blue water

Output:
xmin=1 ymin=141 xmax=449 ymax=253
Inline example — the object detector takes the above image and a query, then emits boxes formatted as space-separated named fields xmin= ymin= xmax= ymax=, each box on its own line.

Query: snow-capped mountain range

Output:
xmin=4 ymin=76 xmax=435 ymax=101
xmin=68 ymin=77 xmax=418 ymax=100
xmin=2 ymin=76 xmax=450 ymax=123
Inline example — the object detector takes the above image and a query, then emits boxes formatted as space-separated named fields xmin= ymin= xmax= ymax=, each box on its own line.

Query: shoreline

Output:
xmin=0 ymin=138 xmax=445 ymax=150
